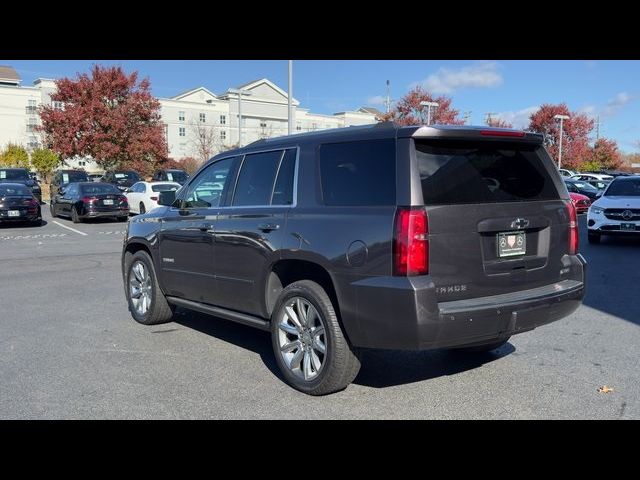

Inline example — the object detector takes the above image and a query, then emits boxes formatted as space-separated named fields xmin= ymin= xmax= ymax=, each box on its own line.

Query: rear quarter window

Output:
xmin=319 ymin=139 xmax=396 ymax=206
xmin=415 ymin=140 xmax=560 ymax=205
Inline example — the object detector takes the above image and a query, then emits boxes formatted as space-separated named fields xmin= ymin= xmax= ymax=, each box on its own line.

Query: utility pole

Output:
xmin=595 ymin=115 xmax=601 ymax=141
xmin=463 ymin=111 xmax=472 ymax=125
xmin=288 ymin=60 xmax=293 ymax=135
xmin=385 ymin=80 xmax=392 ymax=113
xmin=554 ymin=114 xmax=570 ymax=169
xmin=228 ymin=88 xmax=252 ymax=147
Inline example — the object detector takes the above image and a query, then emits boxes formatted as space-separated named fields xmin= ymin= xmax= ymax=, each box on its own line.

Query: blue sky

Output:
xmin=4 ymin=60 xmax=639 ymax=152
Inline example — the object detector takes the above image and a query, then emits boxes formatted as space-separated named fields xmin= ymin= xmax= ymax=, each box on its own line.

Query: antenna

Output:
xmin=385 ymin=80 xmax=392 ymax=113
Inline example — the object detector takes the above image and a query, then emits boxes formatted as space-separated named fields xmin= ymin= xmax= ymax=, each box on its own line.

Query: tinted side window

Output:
xmin=67 ymin=184 xmax=79 ymax=197
xmin=319 ymin=139 xmax=396 ymax=206
xmin=182 ymin=157 xmax=236 ymax=209
xmin=272 ymin=149 xmax=296 ymax=206
xmin=232 ymin=150 xmax=283 ymax=206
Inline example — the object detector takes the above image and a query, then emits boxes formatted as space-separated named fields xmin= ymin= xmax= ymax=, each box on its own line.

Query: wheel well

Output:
xmin=267 ymin=260 xmax=340 ymax=318
xmin=124 ymin=242 xmax=151 ymax=259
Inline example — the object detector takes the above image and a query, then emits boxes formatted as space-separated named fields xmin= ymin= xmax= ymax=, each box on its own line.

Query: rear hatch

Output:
xmin=411 ymin=132 xmax=571 ymax=302
xmin=0 ymin=195 xmax=36 ymax=217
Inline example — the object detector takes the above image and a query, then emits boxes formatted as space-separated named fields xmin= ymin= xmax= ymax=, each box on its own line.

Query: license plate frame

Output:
xmin=621 ymin=223 xmax=636 ymax=231
xmin=103 ymin=199 xmax=114 ymax=205
xmin=497 ymin=231 xmax=526 ymax=258
xmin=8 ymin=210 xmax=21 ymax=217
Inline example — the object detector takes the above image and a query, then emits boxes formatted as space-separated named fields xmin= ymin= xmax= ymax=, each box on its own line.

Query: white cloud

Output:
xmin=413 ymin=62 xmax=503 ymax=94
xmin=579 ymin=105 xmax=597 ymax=118
xmin=493 ymin=106 xmax=540 ymax=129
xmin=602 ymin=92 xmax=634 ymax=117
xmin=367 ymin=95 xmax=386 ymax=106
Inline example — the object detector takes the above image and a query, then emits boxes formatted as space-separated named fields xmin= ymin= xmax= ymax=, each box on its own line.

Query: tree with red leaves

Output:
xmin=587 ymin=138 xmax=622 ymax=170
xmin=39 ymin=65 xmax=168 ymax=177
xmin=377 ymin=86 xmax=464 ymax=126
xmin=486 ymin=117 xmax=513 ymax=129
xmin=527 ymin=104 xmax=594 ymax=170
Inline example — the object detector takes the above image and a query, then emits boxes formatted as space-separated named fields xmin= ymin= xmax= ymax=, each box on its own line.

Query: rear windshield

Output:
xmin=567 ymin=181 xmax=598 ymax=193
xmin=61 ymin=171 xmax=88 ymax=183
xmin=0 ymin=185 xmax=31 ymax=196
xmin=605 ymin=178 xmax=640 ymax=196
xmin=0 ymin=170 xmax=29 ymax=181
xmin=415 ymin=140 xmax=560 ymax=205
xmin=166 ymin=171 xmax=187 ymax=183
xmin=80 ymin=184 xmax=120 ymax=195
xmin=152 ymin=183 xmax=180 ymax=193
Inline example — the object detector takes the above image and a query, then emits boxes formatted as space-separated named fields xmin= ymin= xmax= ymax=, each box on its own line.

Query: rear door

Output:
xmin=412 ymin=137 xmax=570 ymax=302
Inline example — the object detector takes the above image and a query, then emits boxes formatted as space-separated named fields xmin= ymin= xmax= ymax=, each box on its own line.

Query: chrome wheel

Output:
xmin=129 ymin=261 xmax=152 ymax=316
xmin=277 ymin=297 xmax=327 ymax=381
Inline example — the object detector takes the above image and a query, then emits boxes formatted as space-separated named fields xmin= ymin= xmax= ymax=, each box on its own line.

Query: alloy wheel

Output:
xmin=129 ymin=261 xmax=152 ymax=316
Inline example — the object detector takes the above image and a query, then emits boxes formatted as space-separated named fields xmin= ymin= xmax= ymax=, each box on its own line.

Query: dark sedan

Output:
xmin=102 ymin=170 xmax=142 ymax=192
xmin=0 ymin=168 xmax=42 ymax=203
xmin=50 ymin=182 xmax=129 ymax=223
xmin=0 ymin=183 xmax=42 ymax=226
xmin=564 ymin=178 xmax=603 ymax=200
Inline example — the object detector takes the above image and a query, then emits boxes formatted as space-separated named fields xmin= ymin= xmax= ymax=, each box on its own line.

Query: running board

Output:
xmin=166 ymin=297 xmax=270 ymax=331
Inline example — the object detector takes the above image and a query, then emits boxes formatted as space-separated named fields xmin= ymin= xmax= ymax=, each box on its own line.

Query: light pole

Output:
xmin=228 ymin=88 xmax=252 ymax=147
xmin=554 ymin=114 xmax=570 ymax=168
xmin=420 ymin=101 xmax=439 ymax=125
xmin=288 ymin=60 xmax=293 ymax=135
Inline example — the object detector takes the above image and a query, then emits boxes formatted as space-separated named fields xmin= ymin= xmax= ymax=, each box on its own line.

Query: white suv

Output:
xmin=587 ymin=176 xmax=640 ymax=243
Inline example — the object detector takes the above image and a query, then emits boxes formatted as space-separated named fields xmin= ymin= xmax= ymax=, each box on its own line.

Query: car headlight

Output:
xmin=590 ymin=206 xmax=604 ymax=215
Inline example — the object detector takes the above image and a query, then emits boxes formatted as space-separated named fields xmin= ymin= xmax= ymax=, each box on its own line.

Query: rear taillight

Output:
xmin=567 ymin=201 xmax=579 ymax=255
xmin=119 ymin=196 xmax=128 ymax=205
xmin=150 ymin=196 xmax=158 ymax=201
xmin=24 ymin=199 xmax=38 ymax=210
xmin=82 ymin=196 xmax=97 ymax=204
xmin=480 ymin=129 xmax=526 ymax=138
xmin=394 ymin=207 xmax=429 ymax=276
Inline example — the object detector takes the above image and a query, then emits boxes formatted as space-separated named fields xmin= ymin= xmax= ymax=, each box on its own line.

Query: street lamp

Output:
xmin=420 ymin=101 xmax=439 ymax=126
xmin=288 ymin=60 xmax=293 ymax=135
xmin=554 ymin=114 xmax=570 ymax=168
xmin=228 ymin=88 xmax=252 ymax=147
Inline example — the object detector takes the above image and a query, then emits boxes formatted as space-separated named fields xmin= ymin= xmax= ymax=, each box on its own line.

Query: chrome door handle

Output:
xmin=199 ymin=223 xmax=215 ymax=232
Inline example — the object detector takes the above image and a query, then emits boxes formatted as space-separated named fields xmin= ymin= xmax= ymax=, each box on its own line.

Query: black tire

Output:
xmin=139 ymin=202 xmax=146 ymax=214
xmin=588 ymin=232 xmax=601 ymax=244
xmin=124 ymin=250 xmax=174 ymax=325
xmin=270 ymin=280 xmax=361 ymax=396
xmin=457 ymin=338 xmax=510 ymax=353
xmin=71 ymin=206 xmax=82 ymax=223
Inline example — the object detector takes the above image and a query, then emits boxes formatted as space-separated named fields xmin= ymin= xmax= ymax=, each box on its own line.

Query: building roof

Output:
xmin=0 ymin=65 xmax=21 ymax=85
xmin=358 ymin=106 xmax=383 ymax=116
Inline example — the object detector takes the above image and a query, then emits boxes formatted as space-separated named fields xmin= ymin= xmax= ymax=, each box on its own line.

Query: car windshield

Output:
xmin=61 ymin=171 xmax=89 ymax=183
xmin=152 ymin=183 xmax=181 ymax=193
xmin=605 ymin=178 xmax=640 ymax=196
xmin=114 ymin=172 xmax=140 ymax=181
xmin=166 ymin=171 xmax=187 ymax=182
xmin=0 ymin=170 xmax=29 ymax=181
xmin=80 ymin=184 xmax=120 ymax=195
xmin=0 ymin=185 xmax=31 ymax=196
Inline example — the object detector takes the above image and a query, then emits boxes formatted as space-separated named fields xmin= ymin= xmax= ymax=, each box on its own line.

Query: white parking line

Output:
xmin=52 ymin=221 xmax=88 ymax=236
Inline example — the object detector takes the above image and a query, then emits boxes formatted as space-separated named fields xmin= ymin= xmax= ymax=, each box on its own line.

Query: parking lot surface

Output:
xmin=1 ymin=207 xmax=639 ymax=419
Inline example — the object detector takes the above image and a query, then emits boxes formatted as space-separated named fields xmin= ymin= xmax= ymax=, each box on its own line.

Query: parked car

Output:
xmin=102 ymin=170 xmax=142 ymax=192
xmin=50 ymin=170 xmax=89 ymax=199
xmin=50 ymin=182 xmax=129 ymax=223
xmin=88 ymin=173 xmax=104 ymax=182
xmin=121 ymin=124 xmax=586 ymax=395
xmin=0 ymin=183 xmax=42 ymax=226
xmin=571 ymin=173 xmax=614 ymax=182
xmin=558 ymin=168 xmax=576 ymax=177
xmin=126 ymin=181 xmax=181 ymax=214
xmin=587 ymin=175 xmax=640 ymax=243
xmin=0 ymin=168 xmax=42 ymax=203
xmin=152 ymin=169 xmax=189 ymax=185
xmin=564 ymin=178 xmax=602 ymax=200
xmin=569 ymin=192 xmax=591 ymax=214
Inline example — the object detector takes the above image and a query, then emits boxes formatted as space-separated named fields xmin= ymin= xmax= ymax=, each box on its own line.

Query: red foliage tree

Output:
xmin=486 ymin=117 xmax=513 ymax=129
xmin=527 ymin=103 xmax=594 ymax=170
xmin=39 ymin=65 xmax=168 ymax=177
xmin=377 ymin=86 xmax=464 ymax=126
xmin=177 ymin=156 xmax=203 ymax=176
xmin=589 ymin=138 xmax=623 ymax=170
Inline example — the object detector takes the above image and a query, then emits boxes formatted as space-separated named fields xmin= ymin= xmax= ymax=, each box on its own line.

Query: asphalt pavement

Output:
xmin=1 ymin=207 xmax=639 ymax=419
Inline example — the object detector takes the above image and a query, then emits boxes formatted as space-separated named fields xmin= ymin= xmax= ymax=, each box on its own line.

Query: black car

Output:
xmin=0 ymin=183 xmax=42 ymax=226
xmin=102 ymin=170 xmax=142 ymax=191
xmin=564 ymin=178 xmax=602 ymax=200
xmin=0 ymin=168 xmax=42 ymax=203
xmin=50 ymin=170 xmax=89 ymax=199
xmin=50 ymin=182 xmax=129 ymax=223
xmin=152 ymin=169 xmax=189 ymax=185
xmin=122 ymin=123 xmax=586 ymax=395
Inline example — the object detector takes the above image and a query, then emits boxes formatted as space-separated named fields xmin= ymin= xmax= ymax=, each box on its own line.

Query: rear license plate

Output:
xmin=497 ymin=231 xmax=526 ymax=257
xmin=103 ymin=199 xmax=114 ymax=205
xmin=8 ymin=210 xmax=20 ymax=217
xmin=621 ymin=223 xmax=636 ymax=231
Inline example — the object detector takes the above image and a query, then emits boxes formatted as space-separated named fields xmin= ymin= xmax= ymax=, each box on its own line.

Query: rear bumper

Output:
xmin=81 ymin=209 xmax=129 ymax=219
xmin=0 ymin=211 xmax=40 ymax=222
xmin=347 ymin=254 xmax=586 ymax=350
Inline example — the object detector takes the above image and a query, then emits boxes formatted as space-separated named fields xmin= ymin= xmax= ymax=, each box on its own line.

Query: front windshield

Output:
xmin=0 ymin=169 xmax=29 ymax=181
xmin=114 ymin=172 xmax=140 ymax=181
xmin=62 ymin=171 xmax=89 ymax=184
xmin=605 ymin=178 xmax=640 ymax=196
xmin=166 ymin=171 xmax=187 ymax=183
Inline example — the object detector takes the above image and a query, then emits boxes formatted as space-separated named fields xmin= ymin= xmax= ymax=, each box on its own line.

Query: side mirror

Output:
xmin=123 ymin=188 xmax=131 ymax=193
xmin=58 ymin=188 xmax=66 ymax=196
xmin=158 ymin=190 xmax=176 ymax=206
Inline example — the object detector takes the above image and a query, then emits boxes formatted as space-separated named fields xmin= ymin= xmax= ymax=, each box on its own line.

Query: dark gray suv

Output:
xmin=121 ymin=123 xmax=586 ymax=395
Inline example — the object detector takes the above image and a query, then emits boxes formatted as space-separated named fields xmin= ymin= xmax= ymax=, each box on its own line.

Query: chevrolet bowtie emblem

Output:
xmin=511 ymin=218 xmax=530 ymax=229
